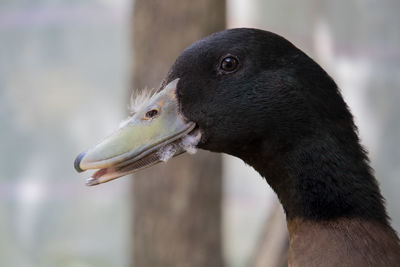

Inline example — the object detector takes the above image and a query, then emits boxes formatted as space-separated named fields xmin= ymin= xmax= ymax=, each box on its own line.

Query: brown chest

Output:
xmin=287 ymin=218 xmax=400 ymax=267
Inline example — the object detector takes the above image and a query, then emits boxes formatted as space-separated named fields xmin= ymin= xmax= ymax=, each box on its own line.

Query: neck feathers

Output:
xmin=284 ymin=131 xmax=388 ymax=222
xmin=247 ymin=129 xmax=388 ymax=223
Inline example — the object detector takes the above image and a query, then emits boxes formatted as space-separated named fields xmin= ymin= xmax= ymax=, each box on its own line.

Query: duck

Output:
xmin=74 ymin=28 xmax=400 ymax=266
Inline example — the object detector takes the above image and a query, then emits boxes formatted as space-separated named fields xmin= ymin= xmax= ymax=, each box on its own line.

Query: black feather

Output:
xmin=164 ymin=28 xmax=388 ymax=224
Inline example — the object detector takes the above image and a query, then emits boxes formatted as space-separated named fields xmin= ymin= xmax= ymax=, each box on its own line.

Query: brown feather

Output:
xmin=287 ymin=218 xmax=400 ymax=267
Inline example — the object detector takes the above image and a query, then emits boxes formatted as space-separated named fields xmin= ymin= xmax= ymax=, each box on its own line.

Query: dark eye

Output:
xmin=144 ymin=109 xmax=159 ymax=119
xmin=220 ymin=56 xmax=239 ymax=72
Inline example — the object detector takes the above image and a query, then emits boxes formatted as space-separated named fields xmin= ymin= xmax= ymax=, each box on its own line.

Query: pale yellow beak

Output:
xmin=74 ymin=79 xmax=198 ymax=186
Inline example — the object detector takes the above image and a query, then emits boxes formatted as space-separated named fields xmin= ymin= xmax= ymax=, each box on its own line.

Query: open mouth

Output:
xmin=74 ymin=79 xmax=201 ymax=186
xmin=84 ymin=126 xmax=200 ymax=186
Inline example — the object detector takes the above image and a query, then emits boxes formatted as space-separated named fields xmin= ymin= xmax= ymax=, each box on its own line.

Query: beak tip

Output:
xmin=74 ymin=152 xmax=86 ymax=173
xmin=86 ymin=177 xmax=100 ymax=186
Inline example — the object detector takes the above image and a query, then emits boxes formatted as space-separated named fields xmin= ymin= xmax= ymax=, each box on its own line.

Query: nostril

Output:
xmin=145 ymin=109 xmax=159 ymax=119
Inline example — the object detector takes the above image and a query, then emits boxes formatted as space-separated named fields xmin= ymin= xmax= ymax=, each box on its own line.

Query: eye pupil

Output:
xmin=221 ymin=56 xmax=238 ymax=72
xmin=145 ymin=109 xmax=159 ymax=119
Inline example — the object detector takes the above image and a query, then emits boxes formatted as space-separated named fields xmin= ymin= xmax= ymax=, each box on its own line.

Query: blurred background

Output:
xmin=1 ymin=0 xmax=399 ymax=267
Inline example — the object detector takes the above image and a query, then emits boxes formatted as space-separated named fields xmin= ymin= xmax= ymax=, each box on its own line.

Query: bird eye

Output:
xmin=220 ymin=56 xmax=239 ymax=73
xmin=144 ymin=109 xmax=159 ymax=120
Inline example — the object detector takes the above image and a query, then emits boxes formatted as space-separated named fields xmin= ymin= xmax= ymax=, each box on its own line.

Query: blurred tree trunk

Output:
xmin=131 ymin=1 xmax=226 ymax=267
xmin=248 ymin=201 xmax=288 ymax=267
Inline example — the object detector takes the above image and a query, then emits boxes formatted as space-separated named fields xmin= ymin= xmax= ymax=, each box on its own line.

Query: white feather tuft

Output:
xmin=157 ymin=144 xmax=177 ymax=162
xmin=129 ymin=87 xmax=158 ymax=115
xmin=156 ymin=132 xmax=201 ymax=163
xmin=180 ymin=134 xmax=199 ymax=154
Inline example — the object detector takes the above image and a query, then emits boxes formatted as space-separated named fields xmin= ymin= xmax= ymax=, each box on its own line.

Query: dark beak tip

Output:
xmin=74 ymin=151 xmax=86 ymax=173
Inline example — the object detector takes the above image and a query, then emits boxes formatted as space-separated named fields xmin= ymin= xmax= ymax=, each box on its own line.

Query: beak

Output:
xmin=74 ymin=79 xmax=200 ymax=186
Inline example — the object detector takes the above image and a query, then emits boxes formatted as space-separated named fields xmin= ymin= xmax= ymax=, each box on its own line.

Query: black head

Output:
xmin=164 ymin=28 xmax=388 ymax=222
xmin=167 ymin=28 xmax=344 ymax=158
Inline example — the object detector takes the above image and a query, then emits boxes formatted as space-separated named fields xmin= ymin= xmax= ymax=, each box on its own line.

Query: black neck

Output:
xmin=241 ymin=130 xmax=389 ymax=224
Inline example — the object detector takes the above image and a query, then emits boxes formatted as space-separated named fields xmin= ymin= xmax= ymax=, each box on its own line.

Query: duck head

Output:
xmin=74 ymin=28 xmax=348 ymax=188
